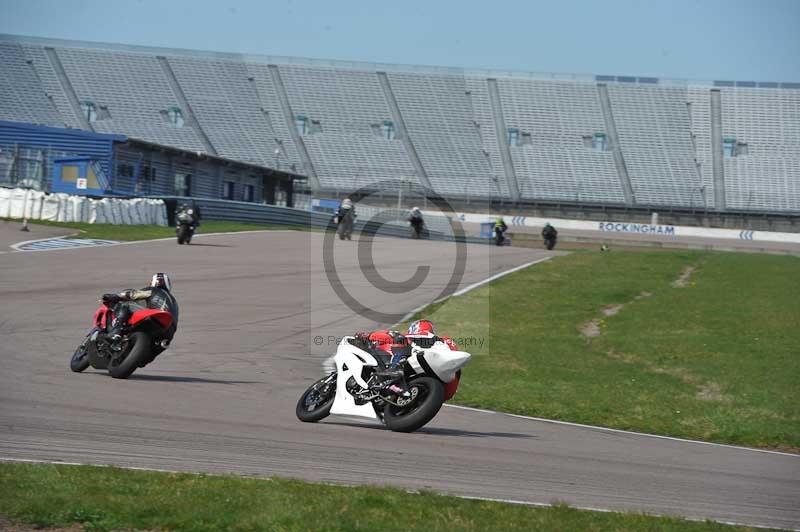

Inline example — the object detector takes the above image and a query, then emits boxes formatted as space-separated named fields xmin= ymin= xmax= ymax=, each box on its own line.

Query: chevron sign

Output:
xmin=739 ymin=230 xmax=755 ymax=240
xmin=511 ymin=216 xmax=526 ymax=225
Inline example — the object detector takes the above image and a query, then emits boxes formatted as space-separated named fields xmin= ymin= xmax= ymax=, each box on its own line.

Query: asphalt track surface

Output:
xmin=1 ymin=228 xmax=798 ymax=530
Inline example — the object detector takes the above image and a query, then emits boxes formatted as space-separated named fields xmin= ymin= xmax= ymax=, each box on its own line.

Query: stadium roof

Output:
xmin=2 ymin=32 xmax=798 ymax=89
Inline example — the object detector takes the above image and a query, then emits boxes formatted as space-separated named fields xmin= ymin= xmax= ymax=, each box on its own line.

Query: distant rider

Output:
xmin=408 ymin=206 xmax=425 ymax=237
xmin=494 ymin=217 xmax=508 ymax=246
xmin=175 ymin=202 xmax=200 ymax=230
xmin=541 ymin=222 xmax=557 ymax=242
xmin=334 ymin=198 xmax=355 ymax=224
xmin=102 ymin=273 xmax=179 ymax=345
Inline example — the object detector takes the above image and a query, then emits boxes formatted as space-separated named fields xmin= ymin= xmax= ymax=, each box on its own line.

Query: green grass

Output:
xmin=0 ymin=463 xmax=769 ymax=532
xmin=2 ymin=218 xmax=311 ymax=241
xmin=407 ymin=250 xmax=800 ymax=451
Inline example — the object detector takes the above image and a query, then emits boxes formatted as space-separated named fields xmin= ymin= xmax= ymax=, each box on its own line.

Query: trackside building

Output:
xmin=0 ymin=120 xmax=296 ymax=205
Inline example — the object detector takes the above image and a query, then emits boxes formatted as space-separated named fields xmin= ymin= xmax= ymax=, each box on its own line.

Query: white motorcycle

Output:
xmin=296 ymin=337 xmax=471 ymax=432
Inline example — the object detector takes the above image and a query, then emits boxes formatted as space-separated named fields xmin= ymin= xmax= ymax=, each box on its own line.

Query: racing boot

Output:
xmin=106 ymin=305 xmax=132 ymax=344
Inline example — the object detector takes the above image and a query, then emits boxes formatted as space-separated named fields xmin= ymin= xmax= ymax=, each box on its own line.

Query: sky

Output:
xmin=1 ymin=0 xmax=798 ymax=82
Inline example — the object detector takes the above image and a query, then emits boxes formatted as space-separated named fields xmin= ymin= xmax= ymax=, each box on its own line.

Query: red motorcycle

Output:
xmin=70 ymin=301 xmax=174 ymax=379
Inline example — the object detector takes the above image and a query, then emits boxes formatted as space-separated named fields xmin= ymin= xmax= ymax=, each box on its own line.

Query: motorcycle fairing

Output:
xmin=129 ymin=308 xmax=173 ymax=329
xmin=407 ymin=341 xmax=471 ymax=383
xmin=329 ymin=336 xmax=381 ymax=420
xmin=93 ymin=306 xmax=113 ymax=329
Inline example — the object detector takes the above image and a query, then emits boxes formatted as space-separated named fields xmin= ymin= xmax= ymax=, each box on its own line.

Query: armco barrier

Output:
xmin=159 ymin=197 xmax=488 ymax=244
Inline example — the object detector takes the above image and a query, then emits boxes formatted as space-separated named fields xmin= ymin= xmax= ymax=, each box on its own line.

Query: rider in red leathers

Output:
xmin=354 ymin=319 xmax=461 ymax=401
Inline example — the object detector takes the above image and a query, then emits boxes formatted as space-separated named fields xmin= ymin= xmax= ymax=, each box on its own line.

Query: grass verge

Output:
xmin=0 ymin=463 xmax=768 ymax=532
xmin=2 ymin=218 xmax=310 ymax=241
xmin=406 ymin=249 xmax=800 ymax=451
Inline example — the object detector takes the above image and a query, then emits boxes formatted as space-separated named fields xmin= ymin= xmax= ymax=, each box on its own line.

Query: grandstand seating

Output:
xmin=718 ymin=87 xmax=800 ymax=211
xmin=0 ymin=43 xmax=62 ymax=127
xmin=278 ymin=65 xmax=417 ymax=190
xmin=168 ymin=56 xmax=283 ymax=165
xmin=52 ymin=47 xmax=208 ymax=153
xmin=0 ymin=34 xmax=797 ymax=212
xmin=387 ymin=72 xmax=495 ymax=198
xmin=606 ymin=84 xmax=702 ymax=207
xmin=495 ymin=78 xmax=624 ymax=203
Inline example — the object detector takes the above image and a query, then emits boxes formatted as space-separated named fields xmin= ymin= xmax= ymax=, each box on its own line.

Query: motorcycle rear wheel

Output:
xmin=107 ymin=331 xmax=150 ymax=379
xmin=383 ymin=376 xmax=444 ymax=433
xmin=296 ymin=373 xmax=337 ymax=422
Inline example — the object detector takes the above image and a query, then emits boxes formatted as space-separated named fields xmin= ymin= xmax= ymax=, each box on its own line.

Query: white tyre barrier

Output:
xmin=0 ymin=187 xmax=167 ymax=226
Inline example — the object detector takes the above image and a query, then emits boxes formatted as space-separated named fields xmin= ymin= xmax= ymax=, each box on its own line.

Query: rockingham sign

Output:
xmin=423 ymin=208 xmax=800 ymax=245
xmin=598 ymin=222 xmax=676 ymax=235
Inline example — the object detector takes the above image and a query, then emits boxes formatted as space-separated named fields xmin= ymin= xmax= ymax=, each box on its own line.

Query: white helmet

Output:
xmin=342 ymin=198 xmax=352 ymax=207
xmin=412 ymin=206 xmax=421 ymax=213
xmin=150 ymin=273 xmax=172 ymax=292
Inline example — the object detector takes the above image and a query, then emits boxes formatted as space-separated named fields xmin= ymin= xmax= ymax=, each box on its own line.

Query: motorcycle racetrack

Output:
xmin=0 ymin=228 xmax=798 ymax=530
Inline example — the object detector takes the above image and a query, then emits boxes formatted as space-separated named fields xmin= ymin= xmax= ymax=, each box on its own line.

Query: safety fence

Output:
xmin=1 ymin=187 xmax=167 ymax=225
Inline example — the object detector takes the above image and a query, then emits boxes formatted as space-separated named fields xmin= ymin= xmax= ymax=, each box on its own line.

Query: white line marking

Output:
xmin=396 ymin=257 xmax=552 ymax=325
xmin=442 ymin=404 xmax=498 ymax=415
xmin=455 ymin=494 xmax=794 ymax=531
xmin=0 ymin=457 xmax=189 ymax=475
xmin=0 ymin=457 xmax=790 ymax=530
xmin=444 ymin=257 xmax=552 ymax=300
xmin=442 ymin=405 xmax=799 ymax=457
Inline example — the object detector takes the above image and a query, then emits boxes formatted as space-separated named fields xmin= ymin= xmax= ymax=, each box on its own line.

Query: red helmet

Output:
xmin=407 ymin=319 xmax=435 ymax=337
xmin=406 ymin=320 xmax=437 ymax=348
xmin=368 ymin=330 xmax=410 ymax=359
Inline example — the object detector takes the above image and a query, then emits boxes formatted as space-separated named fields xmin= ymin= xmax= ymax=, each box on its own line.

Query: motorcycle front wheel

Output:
xmin=296 ymin=373 xmax=337 ymax=422
xmin=177 ymin=225 xmax=190 ymax=245
xmin=70 ymin=341 xmax=91 ymax=373
xmin=383 ymin=376 xmax=444 ymax=433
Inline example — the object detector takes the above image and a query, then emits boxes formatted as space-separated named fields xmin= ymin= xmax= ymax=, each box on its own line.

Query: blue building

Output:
xmin=0 ymin=120 xmax=296 ymax=205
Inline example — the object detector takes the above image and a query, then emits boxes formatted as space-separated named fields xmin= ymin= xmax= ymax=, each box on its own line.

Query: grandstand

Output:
xmin=0 ymin=34 xmax=798 ymax=213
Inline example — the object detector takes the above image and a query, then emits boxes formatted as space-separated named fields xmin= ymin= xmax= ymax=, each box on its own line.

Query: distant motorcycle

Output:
xmin=335 ymin=209 xmax=354 ymax=240
xmin=70 ymin=301 xmax=175 ymax=379
xmin=296 ymin=337 xmax=471 ymax=433
xmin=542 ymin=225 xmax=558 ymax=250
xmin=494 ymin=228 xmax=511 ymax=246
xmin=176 ymin=208 xmax=196 ymax=245
xmin=409 ymin=218 xmax=427 ymax=239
